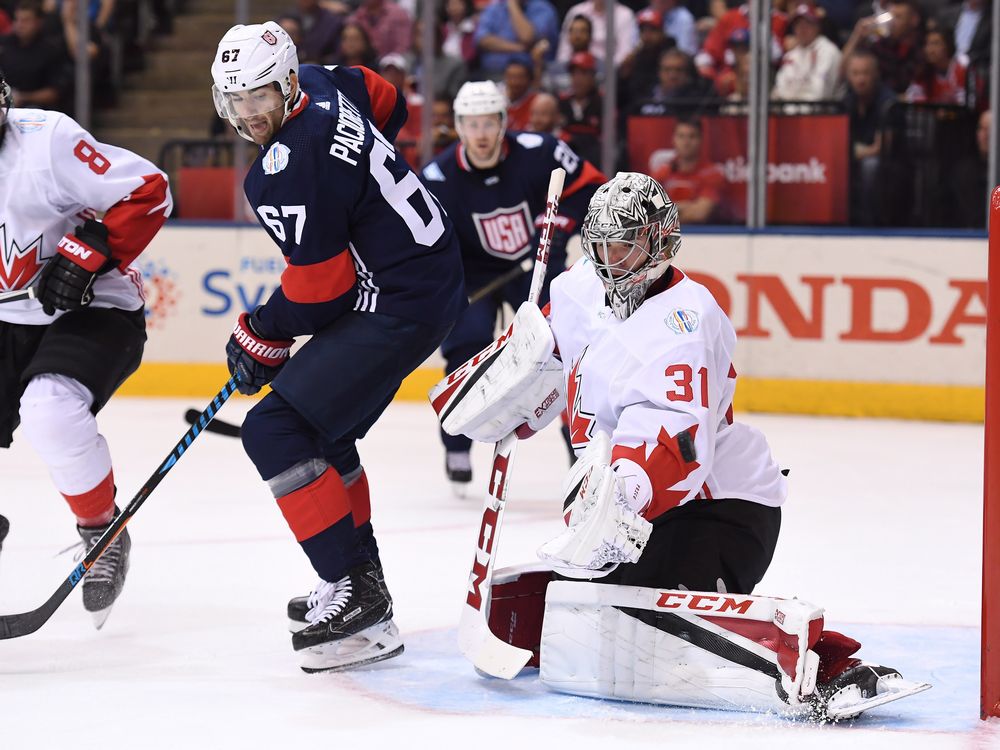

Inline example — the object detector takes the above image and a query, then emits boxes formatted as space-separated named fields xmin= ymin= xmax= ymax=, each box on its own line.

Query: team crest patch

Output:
xmin=472 ymin=201 xmax=533 ymax=259
xmin=666 ymin=308 xmax=699 ymax=334
xmin=261 ymin=30 xmax=277 ymax=45
xmin=262 ymin=142 xmax=290 ymax=175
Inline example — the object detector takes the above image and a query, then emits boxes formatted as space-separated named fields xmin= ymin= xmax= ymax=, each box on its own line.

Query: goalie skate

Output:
xmin=815 ymin=664 xmax=931 ymax=721
xmin=298 ymin=619 xmax=404 ymax=673
xmin=446 ymin=451 xmax=473 ymax=499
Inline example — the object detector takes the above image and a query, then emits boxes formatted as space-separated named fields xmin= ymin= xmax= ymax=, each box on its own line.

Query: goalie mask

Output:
xmin=211 ymin=21 xmax=300 ymax=143
xmin=581 ymin=172 xmax=681 ymax=321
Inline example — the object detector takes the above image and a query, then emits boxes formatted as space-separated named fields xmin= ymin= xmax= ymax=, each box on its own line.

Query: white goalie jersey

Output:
xmin=548 ymin=259 xmax=787 ymax=518
xmin=0 ymin=108 xmax=172 ymax=325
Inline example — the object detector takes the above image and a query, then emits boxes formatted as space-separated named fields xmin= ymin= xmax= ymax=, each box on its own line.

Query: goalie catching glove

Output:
xmin=429 ymin=301 xmax=564 ymax=442
xmin=537 ymin=432 xmax=652 ymax=577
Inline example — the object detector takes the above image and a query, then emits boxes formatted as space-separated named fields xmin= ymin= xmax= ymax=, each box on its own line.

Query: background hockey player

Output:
xmin=211 ymin=22 xmax=464 ymax=673
xmin=433 ymin=172 xmax=928 ymax=720
xmin=0 ymin=68 xmax=172 ymax=628
xmin=421 ymin=79 xmax=604 ymax=494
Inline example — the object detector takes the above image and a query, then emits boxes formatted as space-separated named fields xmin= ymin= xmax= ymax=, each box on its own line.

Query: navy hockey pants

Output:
xmin=241 ymin=311 xmax=452 ymax=582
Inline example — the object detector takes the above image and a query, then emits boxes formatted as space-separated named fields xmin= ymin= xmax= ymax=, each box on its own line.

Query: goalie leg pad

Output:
xmin=539 ymin=580 xmax=825 ymax=714
xmin=429 ymin=302 xmax=564 ymax=443
xmin=486 ymin=563 xmax=556 ymax=669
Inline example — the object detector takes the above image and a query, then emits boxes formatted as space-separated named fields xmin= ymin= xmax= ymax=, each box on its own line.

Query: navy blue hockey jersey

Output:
xmin=420 ymin=133 xmax=605 ymax=289
xmin=243 ymin=64 xmax=465 ymax=339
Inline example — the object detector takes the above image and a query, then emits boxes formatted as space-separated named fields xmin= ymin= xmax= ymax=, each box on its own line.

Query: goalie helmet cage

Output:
xmin=984 ymin=186 xmax=1000 ymax=719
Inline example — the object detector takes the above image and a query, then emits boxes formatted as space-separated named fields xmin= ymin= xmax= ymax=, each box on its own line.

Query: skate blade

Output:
xmin=299 ymin=620 xmax=404 ymax=674
xmin=825 ymin=676 xmax=932 ymax=720
xmin=90 ymin=606 xmax=113 ymax=630
xmin=450 ymin=481 xmax=472 ymax=499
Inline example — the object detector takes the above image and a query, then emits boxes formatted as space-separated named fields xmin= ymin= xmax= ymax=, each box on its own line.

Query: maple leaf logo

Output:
xmin=612 ymin=424 xmax=701 ymax=519
xmin=0 ymin=223 xmax=45 ymax=291
xmin=566 ymin=346 xmax=597 ymax=450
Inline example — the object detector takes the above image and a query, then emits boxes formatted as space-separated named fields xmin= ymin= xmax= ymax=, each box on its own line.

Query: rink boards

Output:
xmin=123 ymin=225 xmax=987 ymax=422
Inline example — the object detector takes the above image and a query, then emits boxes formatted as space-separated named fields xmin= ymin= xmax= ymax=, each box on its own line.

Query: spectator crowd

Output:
xmin=6 ymin=0 xmax=989 ymax=226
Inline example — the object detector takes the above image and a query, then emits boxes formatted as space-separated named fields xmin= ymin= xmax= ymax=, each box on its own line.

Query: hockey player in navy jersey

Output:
xmin=0 ymin=67 xmax=172 ymax=628
xmin=211 ymin=22 xmax=464 ymax=672
xmin=421 ymin=80 xmax=605 ymax=495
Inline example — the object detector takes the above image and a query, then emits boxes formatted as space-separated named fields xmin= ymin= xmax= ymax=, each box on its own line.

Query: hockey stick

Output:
xmin=0 ymin=376 xmax=240 ymax=639
xmin=467 ymin=257 xmax=534 ymax=305
xmin=0 ymin=287 xmax=35 ymax=305
xmin=458 ymin=167 xmax=565 ymax=679
xmin=184 ymin=408 xmax=241 ymax=438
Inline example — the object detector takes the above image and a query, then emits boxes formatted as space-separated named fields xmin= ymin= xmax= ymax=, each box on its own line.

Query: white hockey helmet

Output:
xmin=211 ymin=21 xmax=300 ymax=142
xmin=581 ymin=172 xmax=681 ymax=321
xmin=453 ymin=81 xmax=508 ymax=151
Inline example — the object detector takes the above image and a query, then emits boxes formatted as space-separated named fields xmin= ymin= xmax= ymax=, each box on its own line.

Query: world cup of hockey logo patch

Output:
xmin=472 ymin=201 xmax=534 ymax=259
xmin=666 ymin=308 xmax=699 ymax=334
xmin=262 ymin=142 xmax=290 ymax=175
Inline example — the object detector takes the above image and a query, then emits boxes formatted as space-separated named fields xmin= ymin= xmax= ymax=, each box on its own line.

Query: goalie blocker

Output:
xmin=487 ymin=565 xmax=930 ymax=721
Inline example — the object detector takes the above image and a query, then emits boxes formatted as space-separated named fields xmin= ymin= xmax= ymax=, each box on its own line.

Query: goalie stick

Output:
xmin=0 ymin=376 xmax=240 ymax=639
xmin=0 ymin=287 xmax=36 ymax=305
xmin=458 ymin=167 xmax=565 ymax=679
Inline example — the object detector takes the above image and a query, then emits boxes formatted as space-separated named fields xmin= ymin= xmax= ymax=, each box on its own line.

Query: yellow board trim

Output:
xmin=117 ymin=363 xmax=985 ymax=423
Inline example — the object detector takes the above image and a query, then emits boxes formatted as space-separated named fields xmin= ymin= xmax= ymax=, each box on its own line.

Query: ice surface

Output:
xmin=0 ymin=398 xmax=994 ymax=749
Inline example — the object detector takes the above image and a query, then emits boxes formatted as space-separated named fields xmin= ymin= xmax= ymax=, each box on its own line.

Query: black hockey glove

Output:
xmin=36 ymin=219 xmax=115 ymax=316
xmin=226 ymin=311 xmax=293 ymax=396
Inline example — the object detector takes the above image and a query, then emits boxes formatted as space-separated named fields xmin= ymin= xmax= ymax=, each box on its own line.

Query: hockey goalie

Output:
xmin=430 ymin=172 xmax=930 ymax=721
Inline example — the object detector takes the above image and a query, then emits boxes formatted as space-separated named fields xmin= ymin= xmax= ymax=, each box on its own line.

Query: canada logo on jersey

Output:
xmin=567 ymin=347 xmax=597 ymax=450
xmin=0 ymin=224 xmax=44 ymax=291
xmin=472 ymin=201 xmax=534 ymax=260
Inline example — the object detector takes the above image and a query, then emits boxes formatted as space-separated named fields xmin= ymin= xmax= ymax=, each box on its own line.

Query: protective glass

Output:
xmin=212 ymin=83 xmax=284 ymax=122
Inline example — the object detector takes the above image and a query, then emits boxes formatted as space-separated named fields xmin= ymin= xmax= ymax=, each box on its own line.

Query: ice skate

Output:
xmin=0 ymin=514 xmax=8 ymax=570
xmin=446 ymin=451 xmax=473 ymax=498
xmin=812 ymin=663 xmax=931 ymax=721
xmin=76 ymin=509 xmax=131 ymax=630
xmin=291 ymin=561 xmax=403 ymax=672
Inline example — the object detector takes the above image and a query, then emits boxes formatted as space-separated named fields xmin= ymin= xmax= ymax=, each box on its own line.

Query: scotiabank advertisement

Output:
xmin=627 ymin=115 xmax=849 ymax=225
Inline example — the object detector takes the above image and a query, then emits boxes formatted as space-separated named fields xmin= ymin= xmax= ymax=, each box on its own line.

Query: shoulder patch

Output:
xmin=262 ymin=142 xmax=291 ymax=175
xmin=665 ymin=308 xmax=700 ymax=334
xmin=423 ymin=162 xmax=446 ymax=182
xmin=515 ymin=132 xmax=544 ymax=150
xmin=11 ymin=112 xmax=47 ymax=133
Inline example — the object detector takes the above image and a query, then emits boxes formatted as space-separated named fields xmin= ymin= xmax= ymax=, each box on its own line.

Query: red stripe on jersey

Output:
xmin=285 ymin=91 xmax=310 ymax=123
xmin=358 ymin=67 xmax=398 ymax=131
xmin=700 ymin=482 xmax=713 ymax=500
xmin=101 ymin=173 xmax=171 ymax=269
xmin=562 ymin=161 xmax=607 ymax=200
xmin=280 ymin=251 xmax=355 ymax=304
xmin=347 ymin=470 xmax=371 ymax=527
xmin=276 ymin=468 xmax=352 ymax=541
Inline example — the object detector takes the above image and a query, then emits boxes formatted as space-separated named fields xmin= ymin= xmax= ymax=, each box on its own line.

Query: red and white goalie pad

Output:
xmin=429 ymin=302 xmax=563 ymax=443
xmin=540 ymin=581 xmax=825 ymax=714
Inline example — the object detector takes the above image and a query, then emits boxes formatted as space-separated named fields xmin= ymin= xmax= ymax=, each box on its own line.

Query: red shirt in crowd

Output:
xmin=653 ymin=159 xmax=724 ymax=206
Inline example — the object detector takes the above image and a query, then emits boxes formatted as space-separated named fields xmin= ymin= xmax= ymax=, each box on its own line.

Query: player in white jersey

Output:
xmin=432 ymin=172 xmax=928 ymax=719
xmin=0 ymin=69 xmax=172 ymax=627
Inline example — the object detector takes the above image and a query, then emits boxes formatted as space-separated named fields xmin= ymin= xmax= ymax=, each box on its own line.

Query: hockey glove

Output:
xmin=36 ymin=219 xmax=115 ymax=316
xmin=226 ymin=311 xmax=293 ymax=395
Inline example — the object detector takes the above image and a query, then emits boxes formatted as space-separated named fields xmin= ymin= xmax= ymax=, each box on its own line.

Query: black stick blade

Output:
xmin=184 ymin=409 xmax=242 ymax=438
